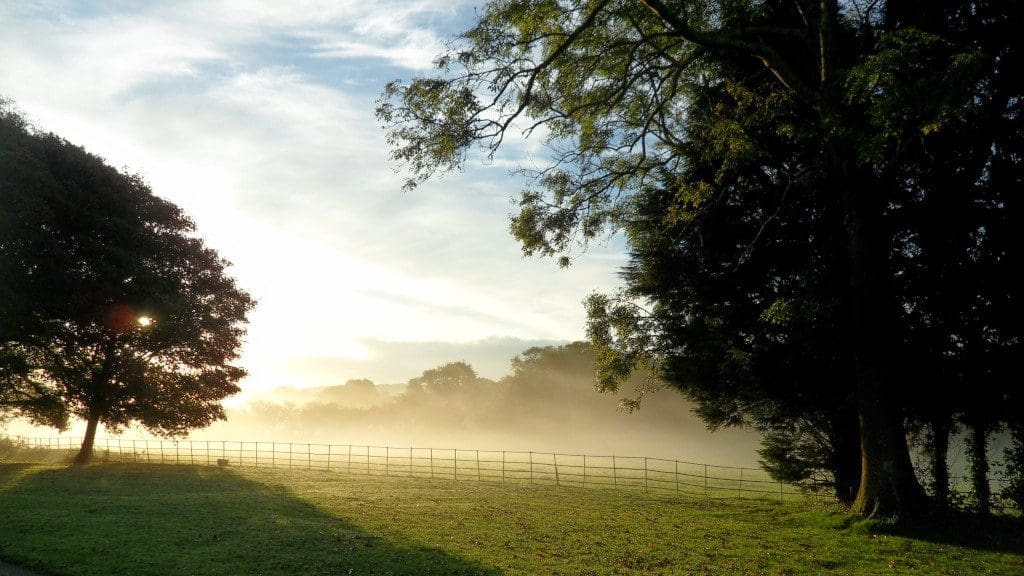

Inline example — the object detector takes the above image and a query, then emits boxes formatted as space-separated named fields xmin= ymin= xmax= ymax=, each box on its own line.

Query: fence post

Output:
xmin=238 ymin=442 xmax=242 ymax=466
xmin=779 ymin=481 xmax=784 ymax=501
xmin=288 ymin=443 xmax=293 ymax=469
xmin=159 ymin=440 xmax=164 ymax=463
xmin=327 ymin=444 xmax=332 ymax=470
xmin=529 ymin=451 xmax=534 ymax=484
xmin=454 ymin=449 xmax=458 ymax=481
xmin=644 ymin=457 xmax=648 ymax=492
xmin=409 ymin=447 xmax=413 ymax=477
xmin=704 ymin=464 xmax=708 ymax=498
xmin=675 ymin=460 xmax=679 ymax=492
xmin=554 ymin=453 xmax=560 ymax=486
xmin=430 ymin=448 xmax=434 ymax=479
xmin=613 ymin=456 xmax=618 ymax=489
xmin=133 ymin=440 xmax=137 ymax=461
xmin=386 ymin=446 xmax=390 ymax=476
xmin=583 ymin=455 xmax=587 ymax=488
xmin=739 ymin=468 xmax=743 ymax=498
xmin=476 ymin=450 xmax=481 ymax=482
xmin=308 ymin=444 xmax=312 ymax=470
xmin=501 ymin=451 xmax=505 ymax=483
xmin=366 ymin=445 xmax=370 ymax=475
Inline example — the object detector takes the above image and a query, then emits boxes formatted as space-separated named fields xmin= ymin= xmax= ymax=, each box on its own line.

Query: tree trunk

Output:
xmin=831 ymin=408 xmax=862 ymax=504
xmin=929 ymin=412 xmax=952 ymax=508
xmin=73 ymin=412 xmax=100 ymax=464
xmin=841 ymin=178 xmax=926 ymax=517
xmin=967 ymin=414 xmax=990 ymax=514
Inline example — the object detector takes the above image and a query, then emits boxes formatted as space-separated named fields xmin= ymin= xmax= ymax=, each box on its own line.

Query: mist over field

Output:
xmin=3 ymin=342 xmax=762 ymax=467
xmin=201 ymin=343 xmax=762 ymax=466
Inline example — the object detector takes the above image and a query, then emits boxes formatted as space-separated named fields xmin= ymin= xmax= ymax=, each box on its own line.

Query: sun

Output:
xmin=137 ymin=316 xmax=153 ymax=327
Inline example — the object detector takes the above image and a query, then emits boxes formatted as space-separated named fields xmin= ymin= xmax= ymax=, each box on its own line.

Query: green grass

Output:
xmin=0 ymin=463 xmax=1021 ymax=575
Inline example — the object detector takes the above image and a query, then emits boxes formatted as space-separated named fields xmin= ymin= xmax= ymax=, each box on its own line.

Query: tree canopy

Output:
xmin=0 ymin=101 xmax=255 ymax=462
xmin=379 ymin=1 xmax=1022 ymax=516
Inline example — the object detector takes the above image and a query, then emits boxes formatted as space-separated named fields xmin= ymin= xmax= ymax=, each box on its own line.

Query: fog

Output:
xmin=193 ymin=343 xmax=762 ymax=466
xmin=2 ymin=342 xmax=763 ymax=467
xmin=6 ymin=340 xmax=1014 ymax=476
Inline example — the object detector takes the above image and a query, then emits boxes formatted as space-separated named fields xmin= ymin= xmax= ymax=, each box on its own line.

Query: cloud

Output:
xmin=279 ymin=336 xmax=569 ymax=386
xmin=0 ymin=1 xmax=629 ymax=399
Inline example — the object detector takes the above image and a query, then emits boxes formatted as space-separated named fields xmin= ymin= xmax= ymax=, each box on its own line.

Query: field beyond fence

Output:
xmin=4 ymin=434 xmax=1008 ymax=505
xmin=1 ymin=434 xmax=813 ymax=501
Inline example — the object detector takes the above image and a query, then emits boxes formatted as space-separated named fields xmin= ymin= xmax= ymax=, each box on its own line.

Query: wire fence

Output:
xmin=4 ymin=434 xmax=1009 ymax=506
xmin=0 ymin=434 xmax=816 ymax=501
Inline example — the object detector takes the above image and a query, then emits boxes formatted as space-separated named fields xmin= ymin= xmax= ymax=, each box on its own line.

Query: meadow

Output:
xmin=0 ymin=463 xmax=1021 ymax=575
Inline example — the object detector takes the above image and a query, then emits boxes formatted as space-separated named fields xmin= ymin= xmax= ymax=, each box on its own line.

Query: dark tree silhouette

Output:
xmin=377 ymin=1 xmax=1022 ymax=516
xmin=407 ymin=361 xmax=484 ymax=397
xmin=0 ymin=101 xmax=254 ymax=463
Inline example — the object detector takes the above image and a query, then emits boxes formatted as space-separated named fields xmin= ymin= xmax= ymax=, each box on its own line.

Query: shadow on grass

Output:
xmin=0 ymin=463 xmax=500 ymax=576
xmin=855 ymin=509 xmax=1024 ymax=555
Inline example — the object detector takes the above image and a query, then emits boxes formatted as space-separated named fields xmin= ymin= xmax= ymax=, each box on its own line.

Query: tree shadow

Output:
xmin=0 ymin=463 xmax=501 ymax=576
xmin=861 ymin=509 xmax=1024 ymax=555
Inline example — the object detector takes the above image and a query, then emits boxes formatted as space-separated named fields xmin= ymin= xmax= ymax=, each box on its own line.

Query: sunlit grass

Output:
xmin=0 ymin=463 xmax=1021 ymax=575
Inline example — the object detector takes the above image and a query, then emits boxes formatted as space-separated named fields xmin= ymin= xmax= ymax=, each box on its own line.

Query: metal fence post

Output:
xmin=644 ymin=457 xmax=649 ymax=492
xmin=476 ymin=450 xmax=481 ymax=482
xmin=704 ymin=464 xmax=708 ymax=498
xmin=554 ymin=453 xmax=560 ymax=486
xmin=613 ymin=455 xmax=618 ymax=488
xmin=501 ymin=451 xmax=505 ymax=483
xmin=327 ymin=444 xmax=332 ymax=470
xmin=454 ymin=449 xmax=458 ymax=481
xmin=529 ymin=451 xmax=534 ymax=484
xmin=430 ymin=447 xmax=434 ymax=479
xmin=675 ymin=460 xmax=679 ymax=492
xmin=739 ymin=468 xmax=744 ymax=498
xmin=409 ymin=447 xmax=413 ymax=478
xmin=583 ymin=455 xmax=587 ymax=488
xmin=308 ymin=444 xmax=312 ymax=470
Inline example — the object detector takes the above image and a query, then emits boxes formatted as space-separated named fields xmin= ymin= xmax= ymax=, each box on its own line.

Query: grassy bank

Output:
xmin=0 ymin=463 xmax=1020 ymax=575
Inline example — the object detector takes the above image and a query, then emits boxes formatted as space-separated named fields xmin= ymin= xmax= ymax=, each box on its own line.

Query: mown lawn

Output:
xmin=0 ymin=463 xmax=1020 ymax=575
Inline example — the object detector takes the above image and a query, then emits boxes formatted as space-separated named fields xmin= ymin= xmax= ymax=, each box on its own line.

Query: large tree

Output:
xmin=0 ymin=102 xmax=255 ymax=463
xmin=378 ymin=1 xmax=1020 ymax=515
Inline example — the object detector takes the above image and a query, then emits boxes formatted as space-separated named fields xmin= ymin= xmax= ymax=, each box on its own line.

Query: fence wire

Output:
xmin=6 ymin=434 xmax=1003 ymax=504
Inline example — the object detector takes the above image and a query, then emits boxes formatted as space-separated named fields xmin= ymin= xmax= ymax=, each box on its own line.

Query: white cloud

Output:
xmin=0 ymin=1 xmax=628 ymax=396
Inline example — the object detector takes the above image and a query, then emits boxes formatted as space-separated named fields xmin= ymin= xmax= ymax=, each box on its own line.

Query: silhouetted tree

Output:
xmin=378 ymin=0 xmax=1023 ymax=516
xmin=0 ymin=102 xmax=254 ymax=463
xmin=406 ymin=361 xmax=483 ymax=397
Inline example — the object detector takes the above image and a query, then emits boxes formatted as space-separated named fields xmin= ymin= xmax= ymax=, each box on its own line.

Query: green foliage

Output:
xmin=0 ymin=102 xmax=254 ymax=452
xmin=378 ymin=0 xmax=1024 ymax=515
xmin=1002 ymin=423 xmax=1024 ymax=512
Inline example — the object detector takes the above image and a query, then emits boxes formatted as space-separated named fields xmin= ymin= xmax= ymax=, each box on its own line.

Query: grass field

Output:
xmin=0 ymin=463 xmax=1021 ymax=575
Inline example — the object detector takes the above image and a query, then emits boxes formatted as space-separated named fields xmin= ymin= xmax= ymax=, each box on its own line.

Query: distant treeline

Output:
xmin=211 ymin=342 xmax=758 ymax=463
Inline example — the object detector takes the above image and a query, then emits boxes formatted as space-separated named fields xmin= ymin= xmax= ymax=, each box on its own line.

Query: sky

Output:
xmin=0 ymin=1 xmax=628 ymax=394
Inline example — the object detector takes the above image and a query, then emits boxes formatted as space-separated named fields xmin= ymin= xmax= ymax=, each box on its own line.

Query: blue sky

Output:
xmin=0 ymin=1 xmax=628 ymax=392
